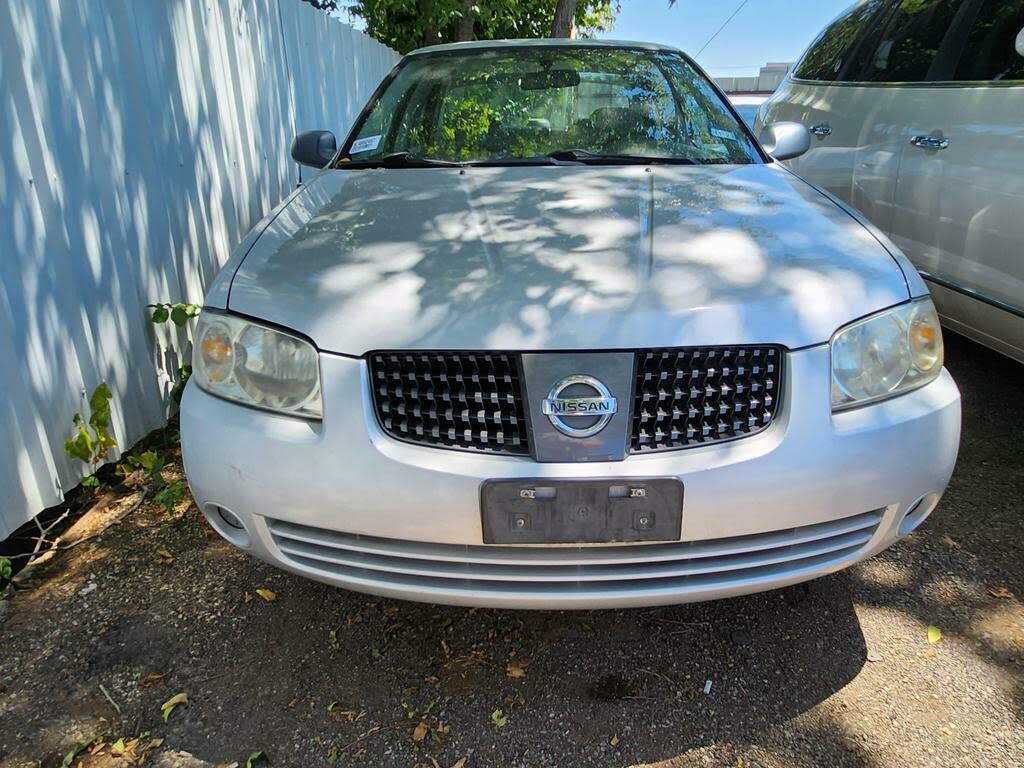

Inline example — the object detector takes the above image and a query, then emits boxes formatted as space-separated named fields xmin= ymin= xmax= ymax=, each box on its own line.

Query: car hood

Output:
xmin=227 ymin=163 xmax=910 ymax=354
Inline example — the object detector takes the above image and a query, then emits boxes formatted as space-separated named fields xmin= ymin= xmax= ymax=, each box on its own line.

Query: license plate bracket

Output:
xmin=480 ymin=478 xmax=683 ymax=544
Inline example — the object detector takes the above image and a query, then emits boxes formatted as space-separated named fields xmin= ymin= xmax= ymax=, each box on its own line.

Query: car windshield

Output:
xmin=338 ymin=46 xmax=763 ymax=166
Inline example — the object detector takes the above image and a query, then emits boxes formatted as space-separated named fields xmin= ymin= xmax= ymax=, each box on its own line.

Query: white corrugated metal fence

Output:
xmin=0 ymin=0 xmax=398 ymax=537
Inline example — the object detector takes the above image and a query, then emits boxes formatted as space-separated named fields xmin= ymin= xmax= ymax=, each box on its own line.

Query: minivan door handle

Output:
xmin=911 ymin=135 xmax=949 ymax=150
xmin=810 ymin=122 xmax=832 ymax=138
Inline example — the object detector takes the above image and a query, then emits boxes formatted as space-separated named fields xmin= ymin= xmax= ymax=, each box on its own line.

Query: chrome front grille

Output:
xmin=267 ymin=510 xmax=881 ymax=596
xmin=368 ymin=351 xmax=530 ymax=455
xmin=367 ymin=347 xmax=784 ymax=456
xmin=631 ymin=346 xmax=782 ymax=452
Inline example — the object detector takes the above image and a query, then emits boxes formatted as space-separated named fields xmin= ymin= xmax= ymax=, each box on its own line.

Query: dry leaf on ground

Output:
xmin=138 ymin=672 xmax=165 ymax=687
xmin=161 ymin=692 xmax=188 ymax=722
xmin=506 ymin=660 xmax=529 ymax=679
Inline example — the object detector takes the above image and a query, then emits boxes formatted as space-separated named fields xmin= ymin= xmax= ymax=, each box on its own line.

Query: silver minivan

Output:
xmin=758 ymin=0 xmax=1024 ymax=362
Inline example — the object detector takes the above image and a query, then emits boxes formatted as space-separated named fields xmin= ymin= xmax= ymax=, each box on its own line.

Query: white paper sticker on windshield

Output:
xmin=710 ymin=127 xmax=737 ymax=142
xmin=1016 ymin=26 xmax=1024 ymax=57
xmin=350 ymin=134 xmax=382 ymax=154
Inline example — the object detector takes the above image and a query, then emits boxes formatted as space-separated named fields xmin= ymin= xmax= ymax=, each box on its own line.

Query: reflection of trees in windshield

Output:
xmin=343 ymin=48 xmax=761 ymax=165
xmin=793 ymin=1 xmax=887 ymax=81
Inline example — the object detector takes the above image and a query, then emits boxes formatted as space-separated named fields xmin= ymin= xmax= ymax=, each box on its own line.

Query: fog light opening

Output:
xmin=204 ymin=504 xmax=251 ymax=548
xmin=219 ymin=507 xmax=244 ymax=529
xmin=899 ymin=493 xmax=940 ymax=536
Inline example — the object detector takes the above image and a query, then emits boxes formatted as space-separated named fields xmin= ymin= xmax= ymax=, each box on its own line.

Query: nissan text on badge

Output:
xmin=181 ymin=40 xmax=962 ymax=609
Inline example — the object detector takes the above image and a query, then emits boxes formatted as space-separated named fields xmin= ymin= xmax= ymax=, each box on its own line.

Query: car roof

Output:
xmin=406 ymin=38 xmax=684 ymax=57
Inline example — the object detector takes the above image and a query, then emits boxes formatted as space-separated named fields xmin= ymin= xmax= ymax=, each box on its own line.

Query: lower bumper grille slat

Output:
xmin=269 ymin=509 xmax=882 ymax=567
xmin=274 ymin=528 xmax=872 ymax=583
xmin=275 ymin=546 xmax=866 ymax=597
xmin=267 ymin=510 xmax=881 ymax=591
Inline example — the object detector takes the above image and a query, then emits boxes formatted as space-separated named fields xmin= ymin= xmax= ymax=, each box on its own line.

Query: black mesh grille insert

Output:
xmin=368 ymin=351 xmax=529 ymax=455
xmin=631 ymin=346 xmax=782 ymax=452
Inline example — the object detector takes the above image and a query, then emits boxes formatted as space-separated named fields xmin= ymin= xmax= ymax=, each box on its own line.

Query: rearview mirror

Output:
xmin=290 ymin=130 xmax=337 ymax=168
xmin=758 ymin=121 xmax=811 ymax=161
xmin=519 ymin=69 xmax=581 ymax=90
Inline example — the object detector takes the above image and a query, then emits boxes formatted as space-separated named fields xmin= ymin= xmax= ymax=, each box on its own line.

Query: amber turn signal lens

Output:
xmin=197 ymin=321 xmax=234 ymax=383
xmin=909 ymin=303 xmax=943 ymax=373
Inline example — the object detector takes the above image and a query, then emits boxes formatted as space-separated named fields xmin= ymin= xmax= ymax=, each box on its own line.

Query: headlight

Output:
xmin=193 ymin=311 xmax=322 ymax=419
xmin=830 ymin=298 xmax=943 ymax=411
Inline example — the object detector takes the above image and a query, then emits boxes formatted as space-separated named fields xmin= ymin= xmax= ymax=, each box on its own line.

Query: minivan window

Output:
xmin=952 ymin=1 xmax=1024 ymax=81
xmin=339 ymin=47 xmax=762 ymax=166
xmin=851 ymin=0 xmax=960 ymax=82
xmin=792 ymin=1 xmax=890 ymax=81
xmin=794 ymin=0 xmax=1024 ymax=84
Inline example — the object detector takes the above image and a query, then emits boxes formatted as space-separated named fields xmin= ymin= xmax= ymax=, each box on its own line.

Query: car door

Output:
xmin=759 ymin=1 xmax=909 ymax=231
xmin=888 ymin=0 xmax=1024 ymax=358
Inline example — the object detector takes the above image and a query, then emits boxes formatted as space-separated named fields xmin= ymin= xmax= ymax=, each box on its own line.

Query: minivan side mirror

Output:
xmin=758 ymin=122 xmax=811 ymax=161
xmin=290 ymin=130 xmax=337 ymax=168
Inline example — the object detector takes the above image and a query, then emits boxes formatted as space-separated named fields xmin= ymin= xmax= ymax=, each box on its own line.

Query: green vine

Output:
xmin=64 ymin=383 xmax=118 ymax=486
xmin=149 ymin=301 xmax=201 ymax=403
xmin=148 ymin=302 xmax=201 ymax=327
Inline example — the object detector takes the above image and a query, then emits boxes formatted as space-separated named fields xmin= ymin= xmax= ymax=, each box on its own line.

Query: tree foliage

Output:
xmin=345 ymin=0 xmax=619 ymax=54
xmin=299 ymin=0 xmax=341 ymax=11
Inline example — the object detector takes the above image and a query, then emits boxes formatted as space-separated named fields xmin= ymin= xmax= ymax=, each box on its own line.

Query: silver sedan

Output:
xmin=181 ymin=40 xmax=961 ymax=609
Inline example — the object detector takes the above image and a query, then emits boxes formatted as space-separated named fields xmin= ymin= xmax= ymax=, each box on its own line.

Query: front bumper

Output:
xmin=181 ymin=345 xmax=961 ymax=609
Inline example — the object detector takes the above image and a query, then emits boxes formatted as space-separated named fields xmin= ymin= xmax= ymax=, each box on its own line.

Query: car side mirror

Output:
xmin=758 ymin=121 xmax=811 ymax=161
xmin=290 ymin=130 xmax=337 ymax=168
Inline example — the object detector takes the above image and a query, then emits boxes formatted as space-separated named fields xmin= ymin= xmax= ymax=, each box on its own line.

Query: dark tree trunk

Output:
xmin=455 ymin=0 xmax=475 ymax=41
xmin=550 ymin=0 xmax=579 ymax=37
xmin=420 ymin=0 xmax=439 ymax=46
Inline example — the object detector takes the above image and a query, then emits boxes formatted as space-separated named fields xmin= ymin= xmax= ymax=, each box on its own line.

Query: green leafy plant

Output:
xmin=154 ymin=479 xmax=187 ymax=514
xmin=0 ymin=556 xmax=12 ymax=589
xmin=171 ymin=363 xmax=192 ymax=405
xmin=117 ymin=449 xmax=166 ymax=486
xmin=148 ymin=302 xmax=201 ymax=327
xmin=149 ymin=301 xmax=200 ymax=405
xmin=64 ymin=383 xmax=117 ymax=474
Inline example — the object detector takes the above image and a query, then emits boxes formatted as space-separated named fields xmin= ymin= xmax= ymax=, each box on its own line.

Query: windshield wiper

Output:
xmin=546 ymin=149 xmax=696 ymax=165
xmin=348 ymin=151 xmax=465 ymax=169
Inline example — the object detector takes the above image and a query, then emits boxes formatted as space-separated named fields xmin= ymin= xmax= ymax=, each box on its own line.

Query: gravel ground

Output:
xmin=0 ymin=332 xmax=1021 ymax=768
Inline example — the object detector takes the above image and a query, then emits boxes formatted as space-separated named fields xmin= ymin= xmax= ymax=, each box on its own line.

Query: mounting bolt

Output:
xmin=635 ymin=511 xmax=655 ymax=530
xmin=511 ymin=511 xmax=530 ymax=532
